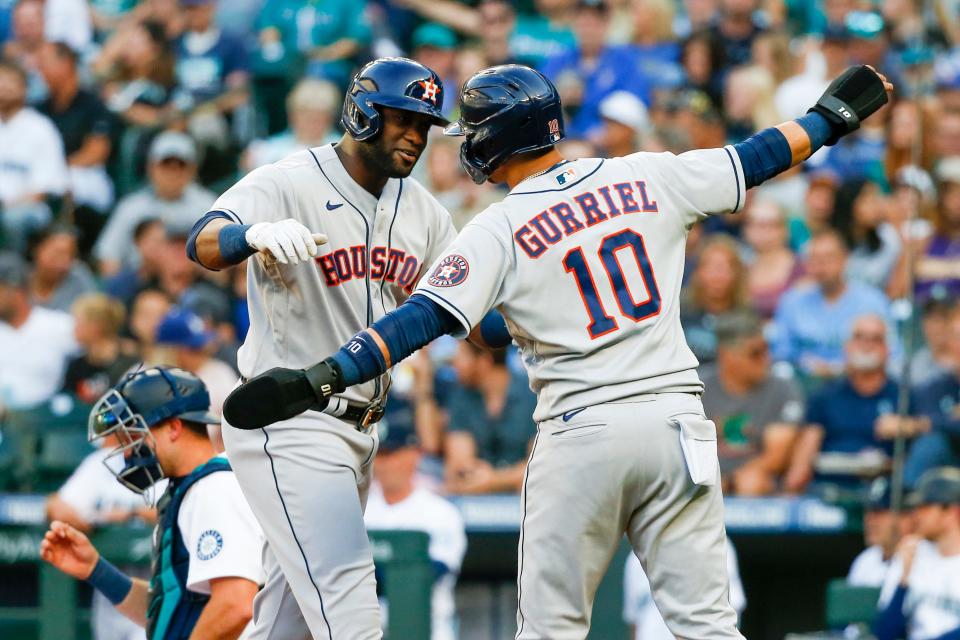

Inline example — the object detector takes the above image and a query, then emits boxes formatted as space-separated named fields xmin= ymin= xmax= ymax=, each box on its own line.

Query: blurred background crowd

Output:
xmin=1 ymin=0 xmax=960 ymax=636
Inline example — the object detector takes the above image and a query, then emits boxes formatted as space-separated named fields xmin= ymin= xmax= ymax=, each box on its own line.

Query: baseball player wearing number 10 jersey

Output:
xmin=226 ymin=63 xmax=894 ymax=638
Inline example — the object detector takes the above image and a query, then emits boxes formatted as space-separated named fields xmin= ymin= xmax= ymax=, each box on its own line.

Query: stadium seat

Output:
xmin=825 ymin=579 xmax=881 ymax=629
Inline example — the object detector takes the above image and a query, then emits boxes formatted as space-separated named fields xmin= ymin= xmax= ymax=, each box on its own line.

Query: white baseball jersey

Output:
xmin=879 ymin=540 xmax=960 ymax=640
xmin=208 ymin=144 xmax=457 ymax=405
xmin=847 ymin=545 xmax=892 ymax=588
xmin=176 ymin=457 xmax=265 ymax=594
xmin=364 ymin=486 xmax=467 ymax=640
xmin=623 ymin=537 xmax=746 ymax=640
xmin=414 ymin=150 xmax=746 ymax=420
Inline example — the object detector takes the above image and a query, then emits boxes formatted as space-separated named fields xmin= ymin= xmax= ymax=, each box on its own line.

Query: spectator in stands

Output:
xmin=875 ymin=467 xmax=960 ymax=640
xmin=704 ymin=312 xmax=803 ymax=496
xmin=915 ymin=157 xmax=960 ymax=302
xmin=240 ymin=78 xmax=340 ymax=172
xmin=742 ymin=198 xmax=803 ymax=318
xmin=933 ymin=111 xmax=960 ymax=162
xmin=364 ymin=419 xmax=467 ymax=640
xmin=785 ymin=315 xmax=924 ymax=493
xmin=61 ymin=294 xmax=140 ymax=405
xmin=126 ymin=288 xmax=171 ymax=364
xmin=94 ymin=132 xmax=216 ymax=275
xmin=46 ymin=431 xmax=159 ymax=640
xmin=155 ymin=307 xmax=237 ymax=449
xmin=680 ymin=235 xmax=749 ymax=365
xmin=598 ymin=91 xmax=652 ymax=157
xmin=89 ymin=0 xmax=140 ymax=39
xmin=772 ymin=229 xmax=894 ymax=379
xmin=540 ymin=0 xmax=646 ymax=140
xmin=832 ymin=177 xmax=902 ymax=292
xmin=792 ymin=170 xmax=840 ymax=252
xmin=678 ymin=31 xmax=726 ymax=110
xmin=424 ymin=136 xmax=499 ymax=230
xmin=0 ymin=58 xmax=67 ymax=251
xmin=910 ymin=298 xmax=955 ymax=389
xmin=41 ymin=0 xmax=92 ymax=54
xmin=622 ymin=0 xmax=683 ymax=94
xmin=27 ymin=225 xmax=96 ymax=313
xmin=174 ymin=0 xmax=249 ymax=172
xmin=444 ymin=343 xmax=537 ymax=495
xmin=104 ymin=218 xmax=168 ymax=308
xmin=903 ymin=304 xmax=960 ymax=488
xmin=3 ymin=0 xmax=47 ymax=104
xmin=709 ymin=0 xmax=766 ymax=68
xmin=666 ymin=88 xmax=727 ymax=153
xmin=724 ymin=64 xmax=780 ymax=142
xmin=97 ymin=20 xmax=176 ymax=130
xmin=774 ymin=25 xmax=847 ymax=121
xmin=624 ymin=538 xmax=746 ymax=639
xmin=255 ymin=0 xmax=370 ymax=88
xmin=476 ymin=0 xmax=517 ymax=66
xmin=37 ymin=41 xmax=117 ymax=250
xmin=848 ymin=477 xmax=903 ymax=587
xmin=0 ymin=251 xmax=76 ymax=410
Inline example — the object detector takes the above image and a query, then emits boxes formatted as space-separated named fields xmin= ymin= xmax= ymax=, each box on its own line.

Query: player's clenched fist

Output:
xmin=245 ymin=218 xmax=328 ymax=265
xmin=39 ymin=520 xmax=99 ymax=580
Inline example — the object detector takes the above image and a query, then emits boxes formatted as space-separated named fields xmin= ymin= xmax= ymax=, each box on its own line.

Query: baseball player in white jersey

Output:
xmin=876 ymin=468 xmax=960 ymax=640
xmin=187 ymin=58 xmax=460 ymax=639
xmin=224 ymin=64 xmax=893 ymax=638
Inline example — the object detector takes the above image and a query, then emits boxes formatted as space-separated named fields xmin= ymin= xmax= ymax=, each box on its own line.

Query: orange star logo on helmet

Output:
xmin=419 ymin=79 xmax=440 ymax=103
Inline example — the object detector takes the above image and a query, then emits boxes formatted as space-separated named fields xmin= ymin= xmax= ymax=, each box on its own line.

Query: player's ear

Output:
xmin=166 ymin=417 xmax=184 ymax=442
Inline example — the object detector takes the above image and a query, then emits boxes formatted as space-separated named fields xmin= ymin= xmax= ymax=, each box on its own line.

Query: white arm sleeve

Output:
xmin=30 ymin=118 xmax=69 ymax=196
xmin=178 ymin=471 xmax=265 ymax=594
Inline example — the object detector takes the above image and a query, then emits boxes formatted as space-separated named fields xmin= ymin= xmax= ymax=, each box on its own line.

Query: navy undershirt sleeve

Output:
xmin=479 ymin=309 xmax=512 ymax=348
xmin=186 ymin=210 xmax=254 ymax=268
xmin=872 ymin=585 xmax=909 ymax=640
xmin=333 ymin=295 xmax=460 ymax=386
xmin=733 ymin=112 xmax=833 ymax=189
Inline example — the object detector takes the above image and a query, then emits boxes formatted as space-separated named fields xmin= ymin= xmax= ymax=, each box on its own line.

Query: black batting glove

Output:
xmin=809 ymin=65 xmax=890 ymax=146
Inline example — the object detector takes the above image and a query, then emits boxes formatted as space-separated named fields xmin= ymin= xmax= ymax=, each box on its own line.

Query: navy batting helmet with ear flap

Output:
xmin=444 ymin=64 xmax=565 ymax=184
xmin=341 ymin=57 xmax=450 ymax=142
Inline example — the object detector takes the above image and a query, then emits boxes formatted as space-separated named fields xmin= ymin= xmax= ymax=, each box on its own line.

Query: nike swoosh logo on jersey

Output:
xmin=326 ymin=201 xmax=343 ymax=210
xmin=561 ymin=408 xmax=587 ymax=422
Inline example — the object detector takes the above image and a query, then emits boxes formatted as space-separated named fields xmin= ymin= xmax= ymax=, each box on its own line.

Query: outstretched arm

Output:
xmin=734 ymin=66 xmax=893 ymax=189
xmin=187 ymin=212 xmax=328 ymax=271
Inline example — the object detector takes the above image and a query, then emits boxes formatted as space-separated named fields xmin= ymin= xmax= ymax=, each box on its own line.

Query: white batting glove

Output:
xmin=245 ymin=219 xmax=328 ymax=265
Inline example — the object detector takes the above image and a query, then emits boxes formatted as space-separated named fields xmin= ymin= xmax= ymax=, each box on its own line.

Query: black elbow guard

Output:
xmin=809 ymin=65 xmax=889 ymax=146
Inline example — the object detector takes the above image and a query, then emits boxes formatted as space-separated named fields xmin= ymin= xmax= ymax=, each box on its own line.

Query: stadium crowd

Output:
xmin=0 ymin=0 xmax=959 ymax=636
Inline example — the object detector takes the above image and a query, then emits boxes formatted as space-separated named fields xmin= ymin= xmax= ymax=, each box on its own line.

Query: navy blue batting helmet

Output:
xmin=88 ymin=366 xmax=219 ymax=496
xmin=445 ymin=65 xmax=565 ymax=184
xmin=341 ymin=57 xmax=449 ymax=142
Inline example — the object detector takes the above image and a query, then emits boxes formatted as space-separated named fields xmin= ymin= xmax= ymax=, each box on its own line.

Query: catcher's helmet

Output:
xmin=445 ymin=65 xmax=565 ymax=184
xmin=89 ymin=366 xmax=219 ymax=497
xmin=341 ymin=57 xmax=449 ymax=142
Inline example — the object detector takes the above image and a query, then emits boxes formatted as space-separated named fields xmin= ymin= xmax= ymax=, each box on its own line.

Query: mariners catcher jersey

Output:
xmin=209 ymin=144 xmax=456 ymax=404
xmin=414 ymin=149 xmax=746 ymax=421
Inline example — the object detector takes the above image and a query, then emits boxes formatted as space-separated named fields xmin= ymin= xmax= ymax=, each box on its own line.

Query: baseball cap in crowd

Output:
xmin=0 ymin=251 xmax=28 ymax=289
xmin=149 ymin=131 xmax=197 ymax=164
xmin=599 ymin=91 xmax=651 ymax=135
xmin=412 ymin=23 xmax=457 ymax=51
xmin=714 ymin=311 xmax=764 ymax=347
xmin=155 ymin=307 xmax=216 ymax=350
xmin=865 ymin=477 xmax=893 ymax=511
xmin=893 ymin=165 xmax=936 ymax=201
xmin=180 ymin=0 xmax=214 ymax=6
xmin=907 ymin=467 xmax=960 ymax=508
xmin=845 ymin=11 xmax=885 ymax=40
xmin=935 ymin=157 xmax=960 ymax=185
xmin=376 ymin=419 xmax=419 ymax=453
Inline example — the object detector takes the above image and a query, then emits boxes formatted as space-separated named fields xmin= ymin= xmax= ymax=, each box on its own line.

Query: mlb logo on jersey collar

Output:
xmin=557 ymin=167 xmax=577 ymax=185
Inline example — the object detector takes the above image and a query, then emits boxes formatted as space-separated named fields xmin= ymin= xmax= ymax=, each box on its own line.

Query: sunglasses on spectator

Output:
xmin=852 ymin=332 xmax=885 ymax=343
xmin=157 ymin=157 xmax=190 ymax=169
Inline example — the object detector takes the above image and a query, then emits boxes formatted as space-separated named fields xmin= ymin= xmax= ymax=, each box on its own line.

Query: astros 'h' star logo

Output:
xmin=419 ymin=78 xmax=440 ymax=103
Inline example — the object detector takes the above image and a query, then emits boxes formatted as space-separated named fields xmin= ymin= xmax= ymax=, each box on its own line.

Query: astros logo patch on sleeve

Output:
xmin=197 ymin=530 xmax=223 ymax=560
xmin=428 ymin=255 xmax=470 ymax=287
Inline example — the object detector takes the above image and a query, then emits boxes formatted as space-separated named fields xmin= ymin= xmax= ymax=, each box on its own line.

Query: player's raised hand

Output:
xmin=810 ymin=64 xmax=893 ymax=145
xmin=39 ymin=520 xmax=99 ymax=580
xmin=245 ymin=218 xmax=329 ymax=266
